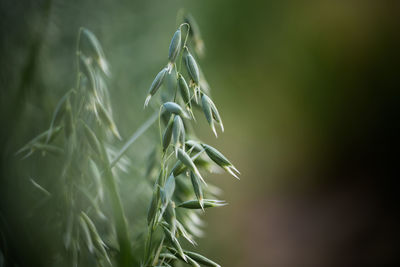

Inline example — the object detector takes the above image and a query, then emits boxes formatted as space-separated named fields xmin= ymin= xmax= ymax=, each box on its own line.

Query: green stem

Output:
xmin=110 ymin=111 xmax=158 ymax=168
xmin=100 ymin=141 xmax=135 ymax=266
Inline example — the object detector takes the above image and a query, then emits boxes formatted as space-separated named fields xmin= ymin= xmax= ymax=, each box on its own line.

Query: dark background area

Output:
xmin=1 ymin=0 xmax=399 ymax=266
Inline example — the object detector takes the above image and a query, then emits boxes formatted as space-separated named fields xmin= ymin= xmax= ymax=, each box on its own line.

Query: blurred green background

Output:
xmin=1 ymin=0 xmax=399 ymax=266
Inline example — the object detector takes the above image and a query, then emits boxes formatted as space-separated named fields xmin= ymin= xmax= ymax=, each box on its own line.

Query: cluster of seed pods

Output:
xmin=142 ymin=14 xmax=240 ymax=267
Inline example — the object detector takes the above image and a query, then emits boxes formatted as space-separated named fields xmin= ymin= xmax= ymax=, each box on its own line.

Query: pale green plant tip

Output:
xmin=201 ymin=94 xmax=224 ymax=136
xmin=145 ymin=67 xmax=168 ymax=107
xmin=159 ymin=253 xmax=178 ymax=260
xmin=177 ymin=148 xmax=206 ymax=185
xmin=201 ymin=94 xmax=217 ymax=137
xmin=163 ymin=102 xmax=189 ymax=119
xmin=45 ymin=90 xmax=72 ymax=143
xmin=96 ymin=101 xmax=121 ymax=140
xmin=81 ymin=28 xmax=111 ymax=77
xmin=80 ymin=215 xmax=94 ymax=253
xmin=168 ymin=28 xmax=182 ymax=65
xmin=177 ymin=199 xmax=228 ymax=209
xmin=190 ymin=171 xmax=204 ymax=210
xmin=164 ymin=175 xmax=176 ymax=201
xmin=16 ymin=126 xmax=63 ymax=156
xmin=81 ymin=120 xmax=101 ymax=156
xmin=164 ymin=228 xmax=187 ymax=262
xmin=186 ymin=256 xmax=201 ymax=267
xmin=176 ymin=220 xmax=197 ymax=246
xmin=184 ymin=47 xmax=200 ymax=84
xmin=163 ymin=201 xmax=177 ymax=237
xmin=162 ymin=118 xmax=174 ymax=152
xmin=172 ymin=115 xmax=185 ymax=154
xmin=30 ymin=178 xmax=51 ymax=197
xmin=202 ymin=143 xmax=240 ymax=179
xmin=184 ymin=251 xmax=221 ymax=267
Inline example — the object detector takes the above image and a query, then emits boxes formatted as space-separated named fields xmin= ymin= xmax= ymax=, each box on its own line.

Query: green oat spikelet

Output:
xmin=178 ymin=199 xmax=228 ymax=209
xmin=145 ymin=67 xmax=168 ymax=107
xmin=190 ymin=171 xmax=204 ymax=210
xmin=81 ymin=28 xmax=111 ymax=77
xmin=202 ymin=144 xmax=240 ymax=179
xmin=162 ymin=118 xmax=174 ymax=152
xmin=163 ymin=102 xmax=189 ymax=119
xmin=184 ymin=251 xmax=221 ymax=267
xmin=95 ymin=101 xmax=121 ymax=140
xmin=201 ymin=94 xmax=224 ymax=137
xmin=177 ymin=148 xmax=205 ymax=185
xmin=183 ymin=47 xmax=200 ymax=84
xmin=168 ymin=28 xmax=182 ymax=71
xmin=172 ymin=115 xmax=185 ymax=153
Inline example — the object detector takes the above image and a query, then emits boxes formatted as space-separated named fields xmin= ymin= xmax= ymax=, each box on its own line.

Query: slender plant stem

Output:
xmin=100 ymin=141 xmax=135 ymax=266
xmin=110 ymin=111 xmax=158 ymax=168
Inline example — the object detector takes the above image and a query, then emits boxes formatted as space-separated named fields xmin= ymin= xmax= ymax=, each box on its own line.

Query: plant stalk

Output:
xmin=100 ymin=141 xmax=135 ymax=266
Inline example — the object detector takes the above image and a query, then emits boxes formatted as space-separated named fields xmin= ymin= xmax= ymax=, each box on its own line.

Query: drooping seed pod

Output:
xmin=185 ymin=140 xmax=203 ymax=153
xmin=184 ymin=251 xmax=221 ymax=267
xmin=202 ymin=94 xmax=224 ymax=137
xmin=170 ymin=160 xmax=186 ymax=177
xmin=201 ymin=144 xmax=240 ymax=179
xmin=159 ymin=253 xmax=178 ymax=261
xmin=177 ymin=199 xmax=227 ymax=209
xmin=190 ymin=171 xmax=203 ymax=210
xmin=177 ymin=148 xmax=205 ymax=184
xmin=162 ymin=118 xmax=174 ymax=152
xmin=163 ymin=201 xmax=176 ymax=236
xmin=201 ymin=94 xmax=216 ymax=136
xmin=81 ymin=28 xmax=111 ymax=76
xmin=32 ymin=143 xmax=64 ymax=156
xmin=16 ymin=126 xmax=63 ymax=157
xmin=164 ymin=174 xmax=176 ymax=201
xmin=163 ymin=102 xmax=189 ymax=118
xmin=164 ymin=228 xmax=187 ymax=262
xmin=178 ymin=73 xmax=190 ymax=105
xmin=183 ymin=47 xmax=200 ymax=84
xmin=186 ymin=256 xmax=201 ymax=267
xmin=168 ymin=28 xmax=182 ymax=65
xmin=166 ymin=247 xmax=201 ymax=266
xmin=144 ymin=67 xmax=168 ymax=107
xmin=79 ymin=213 xmax=94 ymax=253
xmin=160 ymin=187 xmax=167 ymax=209
xmin=172 ymin=115 xmax=185 ymax=152
xmin=82 ymin=121 xmax=101 ymax=156
xmin=165 ymin=67 xmax=178 ymax=92
xmin=46 ymin=90 xmax=72 ymax=143
xmin=79 ymin=54 xmax=99 ymax=99
xmin=176 ymin=220 xmax=197 ymax=246
xmin=96 ymin=102 xmax=121 ymax=140
xmin=81 ymin=212 xmax=109 ymax=262
xmin=89 ymin=159 xmax=104 ymax=201
xmin=170 ymin=144 xmax=207 ymax=176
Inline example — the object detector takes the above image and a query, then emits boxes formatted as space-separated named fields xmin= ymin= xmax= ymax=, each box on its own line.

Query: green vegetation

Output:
xmin=14 ymin=12 xmax=238 ymax=267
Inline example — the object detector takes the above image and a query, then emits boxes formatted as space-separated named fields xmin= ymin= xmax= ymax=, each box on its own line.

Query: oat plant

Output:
xmin=141 ymin=13 xmax=239 ymax=267
xmin=17 ymin=12 xmax=239 ymax=267
xmin=17 ymin=28 xmax=133 ymax=267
